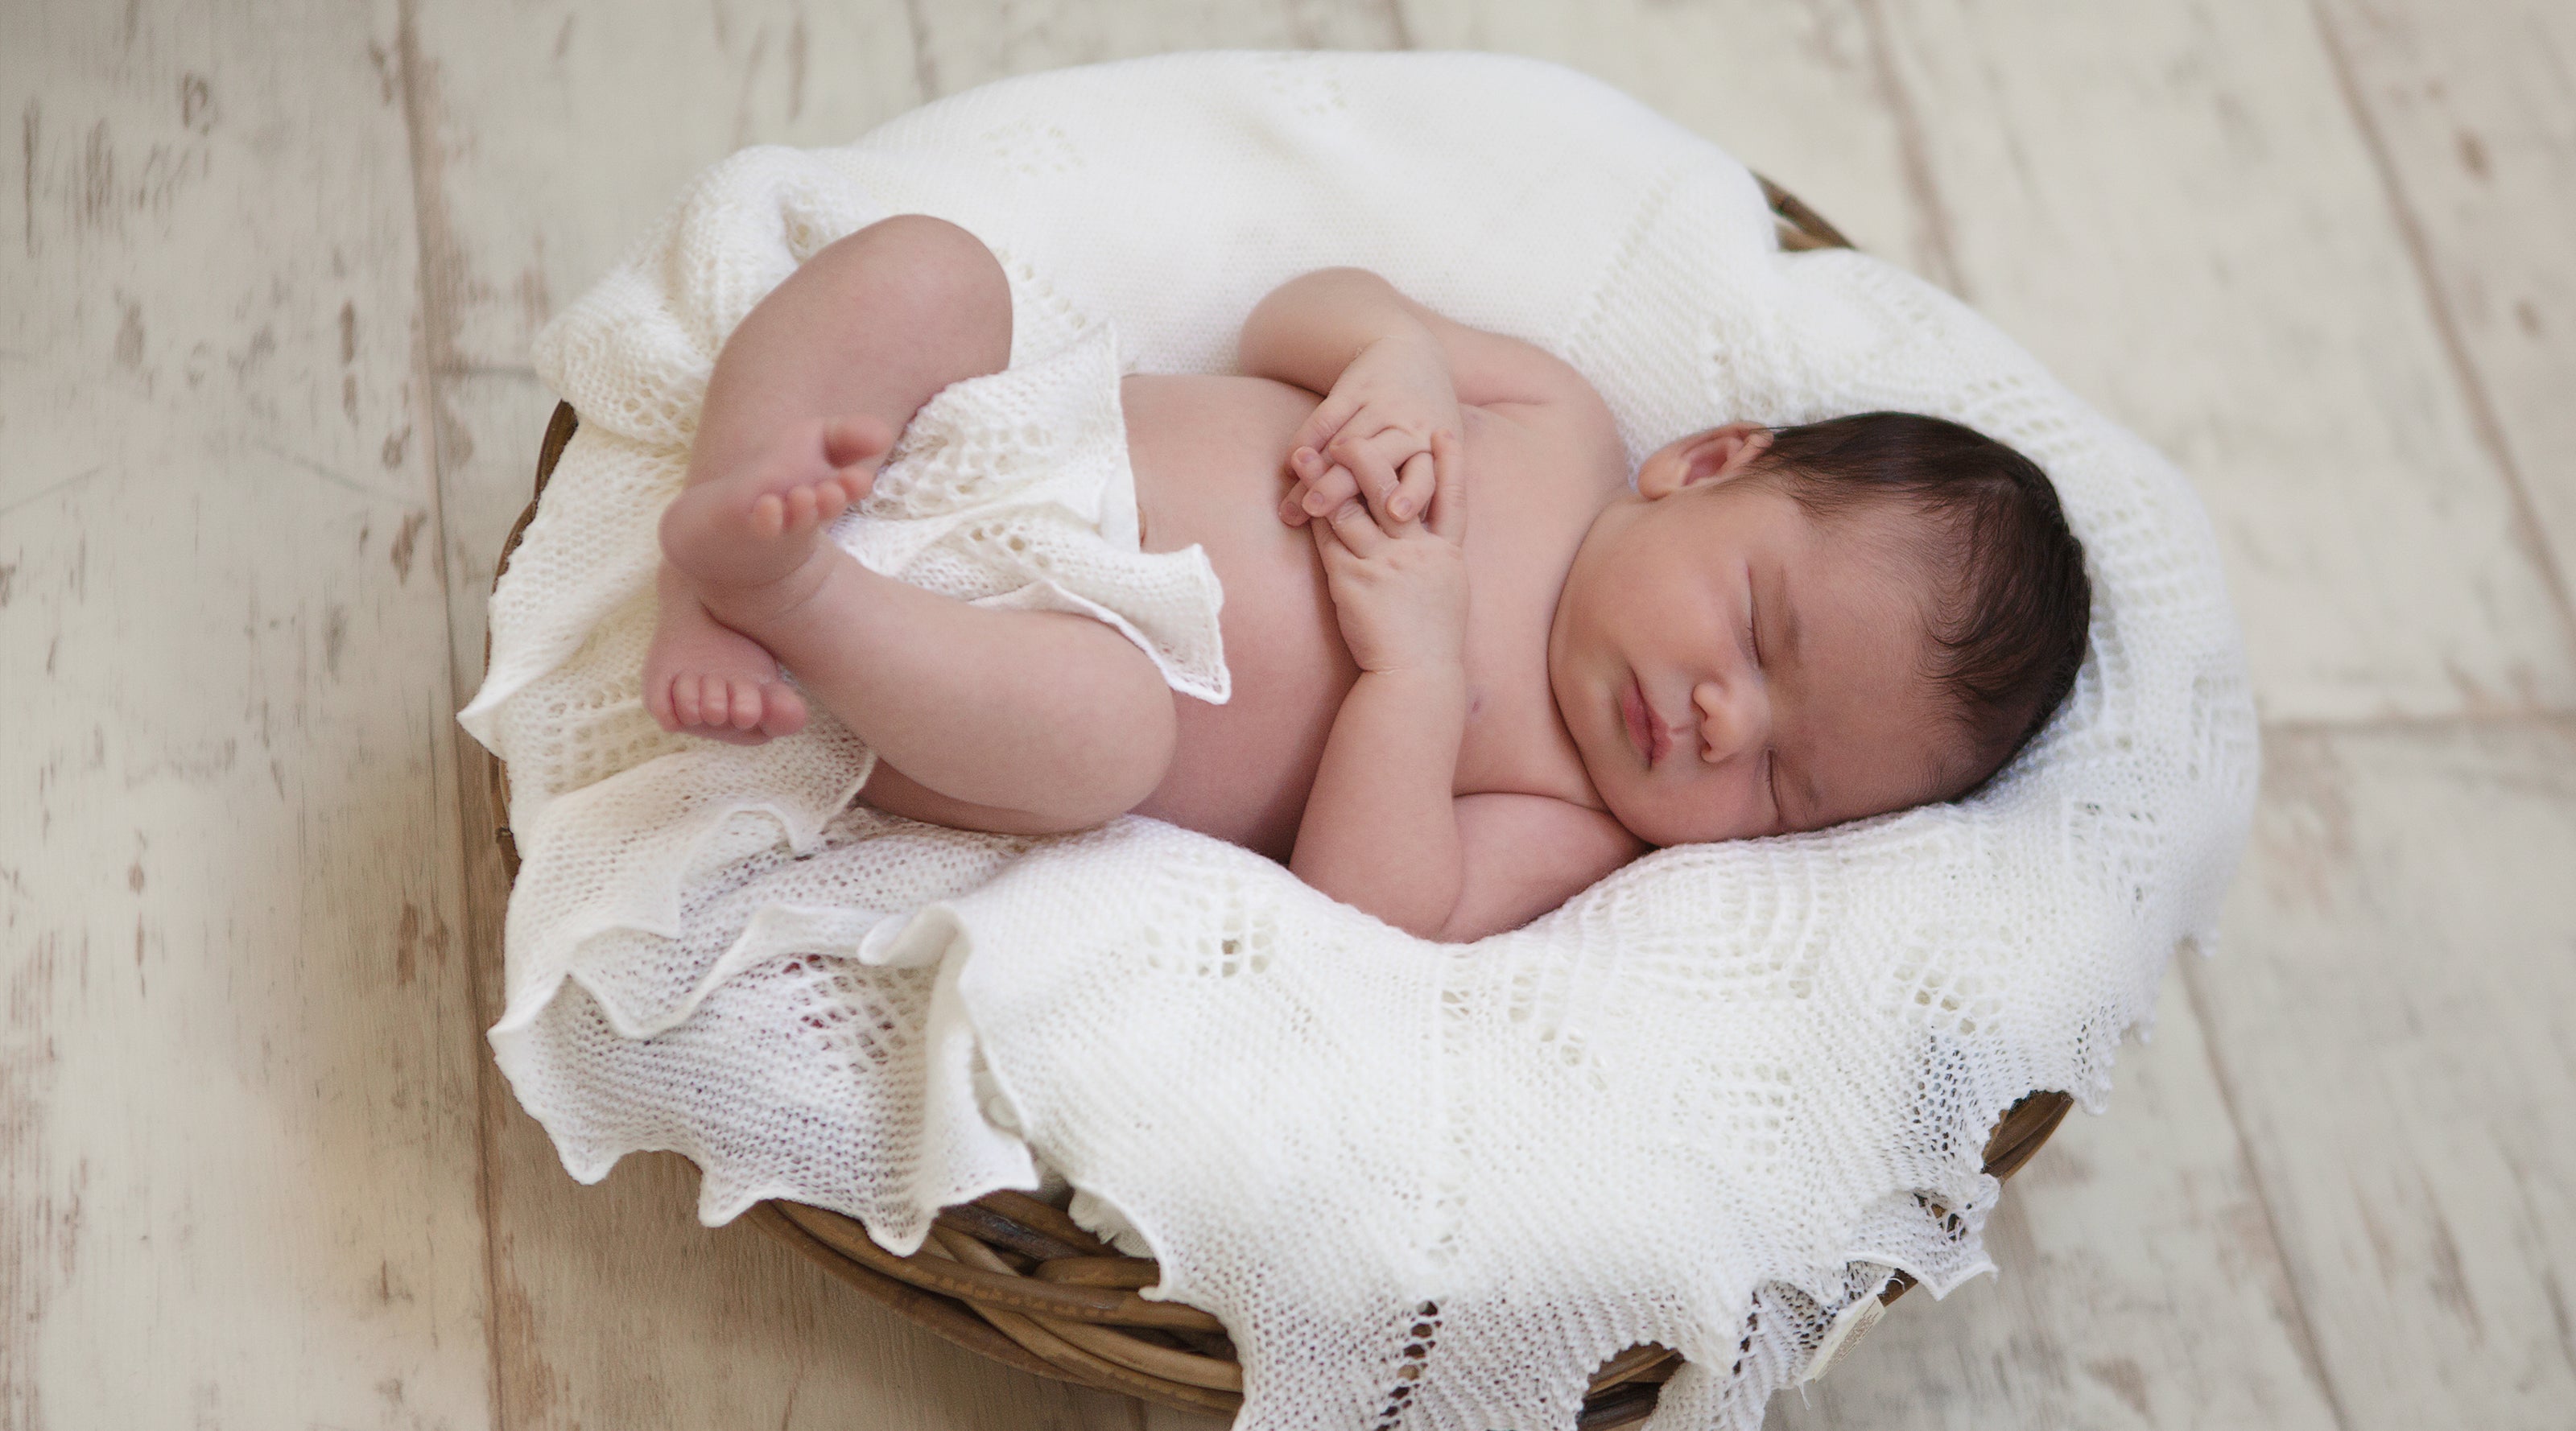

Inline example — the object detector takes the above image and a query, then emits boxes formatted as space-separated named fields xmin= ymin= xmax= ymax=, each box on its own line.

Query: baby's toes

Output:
xmin=688 ymin=673 xmax=741 ymax=730
xmin=708 ymin=674 xmax=754 ymax=730
xmin=669 ymin=673 xmax=707 ymax=728
xmin=821 ymin=416 xmax=894 ymax=490
xmin=749 ymin=493 xmax=787 ymax=540
xmin=757 ymin=683 xmax=808 ymax=738
xmin=726 ymin=678 xmax=769 ymax=732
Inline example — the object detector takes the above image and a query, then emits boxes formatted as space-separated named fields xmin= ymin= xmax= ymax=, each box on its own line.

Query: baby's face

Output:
xmin=1549 ymin=426 xmax=1967 ymax=847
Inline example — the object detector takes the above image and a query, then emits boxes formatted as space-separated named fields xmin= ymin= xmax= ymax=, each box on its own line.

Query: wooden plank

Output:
xmin=407 ymin=0 xmax=926 ymax=377
xmin=0 ymin=2 xmax=493 ymax=1428
xmin=2183 ymin=717 xmax=2576 ymax=1429
xmin=2306 ymin=0 xmax=2576 ymax=662
xmin=910 ymin=0 xmax=1405 ymax=101
xmin=1397 ymin=0 xmax=1937 ymax=282
xmin=406 ymin=2 xmax=1139 ymax=1425
xmin=1861 ymin=0 xmax=2576 ymax=724
xmin=1773 ymin=974 xmax=2344 ymax=1430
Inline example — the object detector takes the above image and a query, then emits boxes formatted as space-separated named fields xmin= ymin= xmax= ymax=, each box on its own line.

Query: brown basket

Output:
xmin=484 ymin=182 xmax=2070 ymax=1426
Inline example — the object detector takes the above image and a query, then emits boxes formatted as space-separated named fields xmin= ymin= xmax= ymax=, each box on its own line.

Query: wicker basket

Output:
xmin=485 ymin=179 xmax=2073 ymax=1427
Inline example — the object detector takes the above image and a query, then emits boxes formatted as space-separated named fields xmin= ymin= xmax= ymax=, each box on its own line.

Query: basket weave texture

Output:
xmin=485 ymin=180 xmax=2073 ymax=1427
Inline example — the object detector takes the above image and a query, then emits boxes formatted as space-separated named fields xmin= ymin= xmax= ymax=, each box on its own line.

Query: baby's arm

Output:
xmin=1293 ymin=631 xmax=1472 ymax=937
xmin=1239 ymin=267 xmax=1577 ymax=410
xmin=1289 ymin=433 xmax=1644 ymax=940
xmin=1445 ymin=795 xmax=1647 ymax=941
xmin=1289 ymin=436 xmax=1472 ymax=938
xmin=1241 ymin=269 xmax=1593 ymax=528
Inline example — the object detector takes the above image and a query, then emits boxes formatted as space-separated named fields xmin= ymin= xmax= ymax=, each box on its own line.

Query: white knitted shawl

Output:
xmin=458 ymin=51 xmax=2258 ymax=1431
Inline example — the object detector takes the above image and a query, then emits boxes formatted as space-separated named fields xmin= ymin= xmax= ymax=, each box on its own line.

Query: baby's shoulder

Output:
xmin=1464 ymin=375 xmax=1628 ymax=505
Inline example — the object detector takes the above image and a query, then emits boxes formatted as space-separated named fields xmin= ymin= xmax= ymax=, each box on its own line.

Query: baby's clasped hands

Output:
xmin=1307 ymin=429 xmax=1471 ymax=677
xmin=1278 ymin=331 xmax=1463 ymax=530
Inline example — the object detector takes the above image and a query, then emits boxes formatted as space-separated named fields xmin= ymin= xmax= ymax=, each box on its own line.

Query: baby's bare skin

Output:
xmin=654 ymin=216 xmax=1962 ymax=941
xmin=1118 ymin=372 xmax=1622 ymax=865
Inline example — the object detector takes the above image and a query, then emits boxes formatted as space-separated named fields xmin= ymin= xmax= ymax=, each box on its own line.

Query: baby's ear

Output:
xmin=1637 ymin=423 xmax=1774 ymax=498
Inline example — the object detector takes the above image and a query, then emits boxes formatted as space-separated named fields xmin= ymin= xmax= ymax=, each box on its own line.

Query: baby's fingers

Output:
xmin=1292 ymin=447 xmax=1364 ymax=519
xmin=1329 ymin=435 xmax=1407 ymax=527
xmin=1322 ymin=497 xmax=1389 ymax=559
xmin=1390 ymin=449 xmax=1436 ymax=528
xmin=1290 ymin=394 xmax=1357 ymax=465
xmin=1425 ymin=430 xmax=1469 ymax=542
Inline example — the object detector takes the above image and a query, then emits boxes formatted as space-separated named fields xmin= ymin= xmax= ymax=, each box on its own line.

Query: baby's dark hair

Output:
xmin=1748 ymin=411 xmax=2090 ymax=790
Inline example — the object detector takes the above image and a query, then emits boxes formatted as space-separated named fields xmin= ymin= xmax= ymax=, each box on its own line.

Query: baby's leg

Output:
xmin=646 ymin=214 xmax=1013 ymax=741
xmin=663 ymin=477 xmax=1177 ymax=833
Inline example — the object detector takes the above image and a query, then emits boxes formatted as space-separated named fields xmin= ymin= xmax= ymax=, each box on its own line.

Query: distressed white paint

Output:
xmin=1 ymin=2 xmax=492 ymax=1428
xmin=2308 ymin=0 xmax=2576 ymax=667
xmin=2189 ymin=721 xmax=2576 ymax=1430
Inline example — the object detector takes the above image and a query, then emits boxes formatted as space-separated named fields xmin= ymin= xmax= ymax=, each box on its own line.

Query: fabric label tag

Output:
xmin=1799 ymin=1282 xmax=1892 ymax=1384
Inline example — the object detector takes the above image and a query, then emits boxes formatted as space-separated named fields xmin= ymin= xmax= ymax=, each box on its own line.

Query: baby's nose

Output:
xmin=1691 ymin=678 xmax=1768 ymax=764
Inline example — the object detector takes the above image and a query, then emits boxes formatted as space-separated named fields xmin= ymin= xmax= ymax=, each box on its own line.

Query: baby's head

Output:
xmin=1548 ymin=412 xmax=2089 ymax=847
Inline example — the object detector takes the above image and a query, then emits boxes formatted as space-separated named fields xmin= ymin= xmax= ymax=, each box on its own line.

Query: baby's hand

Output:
xmin=1310 ymin=430 xmax=1470 ymax=675
xmin=1281 ymin=332 xmax=1463 ymax=531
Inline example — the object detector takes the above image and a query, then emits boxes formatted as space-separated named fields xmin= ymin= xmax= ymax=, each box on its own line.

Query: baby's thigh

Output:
xmin=845 ymin=604 xmax=1179 ymax=836
xmin=856 ymin=761 xmax=1107 ymax=837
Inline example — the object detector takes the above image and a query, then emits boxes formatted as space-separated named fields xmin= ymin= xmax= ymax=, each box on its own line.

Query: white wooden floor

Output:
xmin=5 ymin=1 xmax=2571 ymax=1427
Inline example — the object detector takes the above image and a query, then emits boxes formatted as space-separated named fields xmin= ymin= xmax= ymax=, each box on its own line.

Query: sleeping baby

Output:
xmin=644 ymin=216 xmax=2091 ymax=942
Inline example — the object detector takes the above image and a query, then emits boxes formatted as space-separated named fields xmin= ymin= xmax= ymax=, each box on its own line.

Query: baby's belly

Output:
xmin=1121 ymin=373 xmax=1356 ymax=863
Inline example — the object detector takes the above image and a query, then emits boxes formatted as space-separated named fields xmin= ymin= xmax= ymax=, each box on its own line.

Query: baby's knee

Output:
xmin=833 ymin=217 xmax=1009 ymax=349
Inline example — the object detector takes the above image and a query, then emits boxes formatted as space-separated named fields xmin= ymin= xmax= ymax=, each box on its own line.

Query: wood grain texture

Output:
xmin=910 ymin=0 xmax=1406 ymax=101
xmin=2188 ymin=719 xmax=2576 ymax=1429
xmin=2306 ymin=0 xmax=2576 ymax=666
xmin=0 ymin=2 xmax=492 ymax=1428
xmin=404 ymin=0 xmax=926 ymax=377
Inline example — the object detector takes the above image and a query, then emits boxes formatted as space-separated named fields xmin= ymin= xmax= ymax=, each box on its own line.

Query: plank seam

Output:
xmin=2176 ymin=955 xmax=2357 ymax=1431
xmin=391 ymin=2 xmax=513 ymax=1429
xmin=2303 ymin=0 xmax=2576 ymax=672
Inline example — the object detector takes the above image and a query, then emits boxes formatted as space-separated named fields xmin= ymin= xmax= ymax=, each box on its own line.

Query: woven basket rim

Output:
xmin=481 ymin=178 xmax=2072 ymax=1426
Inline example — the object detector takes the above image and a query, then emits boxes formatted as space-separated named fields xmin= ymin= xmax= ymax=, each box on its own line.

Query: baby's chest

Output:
xmin=1122 ymin=376 xmax=1603 ymax=852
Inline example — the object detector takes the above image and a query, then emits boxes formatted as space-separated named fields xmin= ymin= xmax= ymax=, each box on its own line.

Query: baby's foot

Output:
xmin=662 ymin=415 xmax=892 ymax=597
xmin=644 ymin=572 xmax=811 ymax=744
